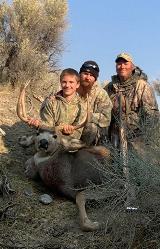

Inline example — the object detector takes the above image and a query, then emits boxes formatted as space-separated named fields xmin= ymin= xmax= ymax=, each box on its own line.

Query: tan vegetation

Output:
xmin=153 ymin=79 xmax=160 ymax=96
xmin=0 ymin=0 xmax=68 ymax=90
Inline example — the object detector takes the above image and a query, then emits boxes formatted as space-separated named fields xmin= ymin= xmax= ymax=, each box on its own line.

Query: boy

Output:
xmin=29 ymin=68 xmax=85 ymax=139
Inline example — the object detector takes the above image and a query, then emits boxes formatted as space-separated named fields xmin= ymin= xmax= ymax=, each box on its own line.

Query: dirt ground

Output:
xmin=0 ymin=85 xmax=160 ymax=249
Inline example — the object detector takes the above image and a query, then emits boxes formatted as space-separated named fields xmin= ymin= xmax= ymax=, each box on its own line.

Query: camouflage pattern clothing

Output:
xmin=79 ymin=82 xmax=113 ymax=145
xmin=104 ymin=68 xmax=159 ymax=145
xmin=40 ymin=90 xmax=85 ymax=139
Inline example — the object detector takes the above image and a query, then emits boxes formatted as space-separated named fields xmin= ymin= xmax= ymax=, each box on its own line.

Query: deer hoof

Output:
xmin=81 ymin=219 xmax=99 ymax=232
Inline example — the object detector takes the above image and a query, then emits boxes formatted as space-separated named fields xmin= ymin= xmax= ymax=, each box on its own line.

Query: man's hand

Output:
xmin=59 ymin=124 xmax=75 ymax=135
xmin=27 ymin=118 xmax=40 ymax=128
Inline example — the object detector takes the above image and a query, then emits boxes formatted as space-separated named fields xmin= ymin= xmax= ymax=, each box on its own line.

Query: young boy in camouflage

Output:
xmin=29 ymin=68 xmax=85 ymax=140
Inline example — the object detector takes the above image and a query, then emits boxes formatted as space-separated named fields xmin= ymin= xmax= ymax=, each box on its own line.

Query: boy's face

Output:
xmin=60 ymin=74 xmax=80 ymax=99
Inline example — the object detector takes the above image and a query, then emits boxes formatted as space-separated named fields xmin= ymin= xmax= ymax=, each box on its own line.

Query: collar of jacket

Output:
xmin=86 ymin=81 xmax=99 ymax=94
xmin=111 ymin=73 xmax=139 ymax=93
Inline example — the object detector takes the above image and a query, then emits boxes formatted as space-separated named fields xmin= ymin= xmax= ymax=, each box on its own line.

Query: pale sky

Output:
xmin=61 ymin=0 xmax=160 ymax=105
xmin=61 ymin=0 xmax=160 ymax=84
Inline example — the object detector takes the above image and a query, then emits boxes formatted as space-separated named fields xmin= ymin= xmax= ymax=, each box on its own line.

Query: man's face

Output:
xmin=80 ymin=71 xmax=96 ymax=88
xmin=61 ymin=74 xmax=80 ymax=98
xmin=116 ymin=59 xmax=134 ymax=81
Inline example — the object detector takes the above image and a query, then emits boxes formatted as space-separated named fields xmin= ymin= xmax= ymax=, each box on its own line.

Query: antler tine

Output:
xmin=21 ymin=80 xmax=31 ymax=119
xmin=16 ymin=80 xmax=31 ymax=123
xmin=17 ymin=87 xmax=27 ymax=122
xmin=74 ymin=94 xmax=90 ymax=130
xmin=33 ymin=94 xmax=44 ymax=103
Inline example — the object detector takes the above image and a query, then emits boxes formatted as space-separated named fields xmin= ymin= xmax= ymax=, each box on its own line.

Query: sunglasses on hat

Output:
xmin=82 ymin=63 xmax=99 ymax=72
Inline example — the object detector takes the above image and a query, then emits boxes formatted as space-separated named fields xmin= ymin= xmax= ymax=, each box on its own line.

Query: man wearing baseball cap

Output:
xmin=78 ymin=60 xmax=112 ymax=145
xmin=104 ymin=52 xmax=159 ymax=149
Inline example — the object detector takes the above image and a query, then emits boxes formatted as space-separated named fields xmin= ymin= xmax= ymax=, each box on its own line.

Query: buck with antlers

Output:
xmin=17 ymin=70 xmax=111 ymax=231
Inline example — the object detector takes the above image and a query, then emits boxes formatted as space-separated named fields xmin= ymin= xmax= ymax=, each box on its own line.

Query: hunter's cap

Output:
xmin=79 ymin=60 xmax=99 ymax=80
xmin=115 ymin=52 xmax=134 ymax=63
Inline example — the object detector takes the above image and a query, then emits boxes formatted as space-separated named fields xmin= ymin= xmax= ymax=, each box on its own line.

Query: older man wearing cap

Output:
xmin=104 ymin=52 xmax=159 ymax=149
xmin=78 ymin=60 xmax=112 ymax=145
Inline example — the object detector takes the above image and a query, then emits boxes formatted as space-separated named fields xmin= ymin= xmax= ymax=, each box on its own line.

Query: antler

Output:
xmin=17 ymin=81 xmax=31 ymax=123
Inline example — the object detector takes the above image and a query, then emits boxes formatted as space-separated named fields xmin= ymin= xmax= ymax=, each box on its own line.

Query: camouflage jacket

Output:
xmin=40 ymin=90 xmax=85 ymax=139
xmin=79 ymin=82 xmax=113 ymax=128
xmin=105 ymin=70 xmax=159 ymax=136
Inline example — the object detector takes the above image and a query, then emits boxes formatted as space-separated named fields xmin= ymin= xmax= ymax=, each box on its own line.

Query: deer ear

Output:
xmin=61 ymin=138 xmax=87 ymax=151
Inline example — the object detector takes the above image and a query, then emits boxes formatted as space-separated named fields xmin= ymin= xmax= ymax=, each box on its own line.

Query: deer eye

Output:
xmin=53 ymin=134 xmax=57 ymax=139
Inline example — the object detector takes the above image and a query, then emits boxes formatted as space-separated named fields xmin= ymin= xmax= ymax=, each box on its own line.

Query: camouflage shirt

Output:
xmin=105 ymin=70 xmax=159 ymax=136
xmin=79 ymin=82 xmax=113 ymax=128
xmin=40 ymin=90 xmax=85 ymax=139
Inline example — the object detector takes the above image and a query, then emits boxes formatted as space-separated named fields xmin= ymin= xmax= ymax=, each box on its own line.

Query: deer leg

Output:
xmin=25 ymin=157 xmax=39 ymax=179
xmin=76 ymin=191 xmax=99 ymax=231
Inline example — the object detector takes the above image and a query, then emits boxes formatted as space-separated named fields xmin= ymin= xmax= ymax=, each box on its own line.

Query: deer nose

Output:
xmin=39 ymin=139 xmax=49 ymax=149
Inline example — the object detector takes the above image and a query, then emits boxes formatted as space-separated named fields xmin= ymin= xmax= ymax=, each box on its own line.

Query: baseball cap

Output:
xmin=115 ymin=53 xmax=134 ymax=63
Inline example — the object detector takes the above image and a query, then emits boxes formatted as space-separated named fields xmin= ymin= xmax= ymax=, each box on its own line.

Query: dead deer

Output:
xmin=17 ymin=82 xmax=111 ymax=231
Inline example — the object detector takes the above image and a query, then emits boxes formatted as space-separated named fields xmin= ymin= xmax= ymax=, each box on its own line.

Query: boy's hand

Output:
xmin=27 ymin=118 xmax=40 ymax=127
xmin=61 ymin=124 xmax=75 ymax=135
